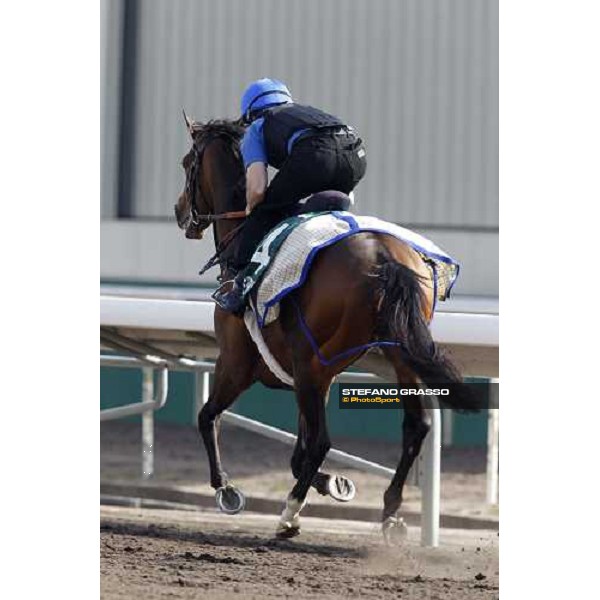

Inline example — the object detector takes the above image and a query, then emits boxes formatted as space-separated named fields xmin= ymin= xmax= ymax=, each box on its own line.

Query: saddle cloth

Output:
xmin=242 ymin=211 xmax=459 ymax=329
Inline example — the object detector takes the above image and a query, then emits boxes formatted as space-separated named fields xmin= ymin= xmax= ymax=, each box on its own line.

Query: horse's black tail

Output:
xmin=376 ymin=261 xmax=481 ymax=412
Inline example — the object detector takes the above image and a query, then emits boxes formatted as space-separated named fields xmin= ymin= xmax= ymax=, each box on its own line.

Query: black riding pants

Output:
xmin=233 ymin=131 xmax=367 ymax=271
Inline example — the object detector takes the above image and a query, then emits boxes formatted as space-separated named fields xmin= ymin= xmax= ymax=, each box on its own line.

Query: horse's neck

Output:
xmin=208 ymin=156 xmax=245 ymax=274
xmin=214 ymin=214 xmax=242 ymax=280
xmin=214 ymin=211 xmax=239 ymax=244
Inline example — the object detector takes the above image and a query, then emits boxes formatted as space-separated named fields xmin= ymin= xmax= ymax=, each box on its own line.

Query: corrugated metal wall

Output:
xmin=100 ymin=0 xmax=123 ymax=218
xmin=120 ymin=0 xmax=497 ymax=228
xmin=101 ymin=0 xmax=498 ymax=294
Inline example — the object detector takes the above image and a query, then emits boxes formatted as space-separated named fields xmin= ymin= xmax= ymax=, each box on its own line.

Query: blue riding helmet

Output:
xmin=240 ymin=78 xmax=292 ymax=124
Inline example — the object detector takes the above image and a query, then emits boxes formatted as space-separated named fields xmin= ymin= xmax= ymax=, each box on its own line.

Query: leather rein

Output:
xmin=192 ymin=209 xmax=247 ymax=224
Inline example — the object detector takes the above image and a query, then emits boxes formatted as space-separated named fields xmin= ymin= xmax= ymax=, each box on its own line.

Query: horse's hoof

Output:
xmin=382 ymin=516 xmax=408 ymax=546
xmin=215 ymin=484 xmax=246 ymax=514
xmin=275 ymin=523 xmax=301 ymax=539
xmin=328 ymin=475 xmax=356 ymax=503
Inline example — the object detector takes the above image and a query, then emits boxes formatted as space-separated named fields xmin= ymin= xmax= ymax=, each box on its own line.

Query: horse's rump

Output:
xmin=244 ymin=211 xmax=459 ymax=328
xmin=242 ymin=212 xmax=459 ymax=384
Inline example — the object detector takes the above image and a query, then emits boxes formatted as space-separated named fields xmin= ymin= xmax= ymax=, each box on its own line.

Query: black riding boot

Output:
xmin=212 ymin=270 xmax=247 ymax=316
xmin=211 ymin=210 xmax=268 ymax=315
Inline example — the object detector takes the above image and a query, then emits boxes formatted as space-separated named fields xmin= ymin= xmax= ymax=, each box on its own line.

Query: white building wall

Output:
xmin=100 ymin=221 xmax=498 ymax=296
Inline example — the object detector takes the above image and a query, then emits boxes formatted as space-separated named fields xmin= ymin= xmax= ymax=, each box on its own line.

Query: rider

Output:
xmin=214 ymin=78 xmax=367 ymax=315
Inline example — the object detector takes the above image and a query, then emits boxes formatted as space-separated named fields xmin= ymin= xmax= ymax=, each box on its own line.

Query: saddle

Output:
xmin=291 ymin=190 xmax=353 ymax=216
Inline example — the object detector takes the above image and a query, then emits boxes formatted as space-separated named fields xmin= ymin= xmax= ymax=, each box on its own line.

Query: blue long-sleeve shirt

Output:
xmin=240 ymin=117 xmax=309 ymax=169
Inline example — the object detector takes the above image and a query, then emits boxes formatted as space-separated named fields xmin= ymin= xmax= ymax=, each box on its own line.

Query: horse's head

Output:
xmin=175 ymin=111 xmax=245 ymax=240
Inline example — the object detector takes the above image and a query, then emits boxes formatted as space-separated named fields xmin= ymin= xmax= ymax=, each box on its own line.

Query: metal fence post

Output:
xmin=442 ymin=409 xmax=453 ymax=447
xmin=486 ymin=378 xmax=499 ymax=504
xmin=193 ymin=370 xmax=212 ymax=427
xmin=194 ymin=370 xmax=211 ymax=421
xmin=202 ymin=371 xmax=210 ymax=405
xmin=193 ymin=371 xmax=201 ymax=422
xmin=141 ymin=368 xmax=154 ymax=480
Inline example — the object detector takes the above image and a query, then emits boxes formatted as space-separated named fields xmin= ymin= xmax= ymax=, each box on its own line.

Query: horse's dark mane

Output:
xmin=192 ymin=119 xmax=245 ymax=152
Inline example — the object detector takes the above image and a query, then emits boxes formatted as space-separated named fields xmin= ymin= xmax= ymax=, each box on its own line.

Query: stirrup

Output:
xmin=212 ymin=278 xmax=235 ymax=297
xmin=211 ymin=279 xmax=246 ymax=315
xmin=211 ymin=278 xmax=235 ymax=306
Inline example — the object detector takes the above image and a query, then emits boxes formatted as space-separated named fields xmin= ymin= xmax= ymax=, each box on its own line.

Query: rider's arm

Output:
xmin=246 ymin=162 xmax=268 ymax=213
xmin=240 ymin=118 xmax=269 ymax=213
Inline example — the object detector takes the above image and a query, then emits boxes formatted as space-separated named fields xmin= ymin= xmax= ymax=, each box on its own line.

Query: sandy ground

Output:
xmin=101 ymin=421 xmax=498 ymax=598
xmin=101 ymin=505 xmax=498 ymax=600
xmin=101 ymin=421 xmax=498 ymax=521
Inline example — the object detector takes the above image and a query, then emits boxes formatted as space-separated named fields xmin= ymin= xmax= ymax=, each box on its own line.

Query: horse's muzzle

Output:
xmin=174 ymin=203 xmax=190 ymax=230
xmin=185 ymin=222 xmax=205 ymax=240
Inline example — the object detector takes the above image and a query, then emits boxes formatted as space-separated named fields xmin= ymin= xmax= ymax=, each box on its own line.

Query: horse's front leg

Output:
xmin=198 ymin=358 xmax=254 ymax=513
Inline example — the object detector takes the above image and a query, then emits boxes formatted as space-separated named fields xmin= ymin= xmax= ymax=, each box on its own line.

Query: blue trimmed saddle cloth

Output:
xmin=241 ymin=211 xmax=459 ymax=328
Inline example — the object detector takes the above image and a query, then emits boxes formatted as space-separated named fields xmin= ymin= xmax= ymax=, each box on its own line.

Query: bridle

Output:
xmin=184 ymin=132 xmax=246 ymax=229
xmin=182 ymin=121 xmax=248 ymax=277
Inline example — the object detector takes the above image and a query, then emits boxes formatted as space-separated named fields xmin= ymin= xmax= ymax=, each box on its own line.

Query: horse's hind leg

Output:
xmin=277 ymin=376 xmax=332 ymax=538
xmin=292 ymin=413 xmax=356 ymax=503
xmin=380 ymin=347 xmax=431 ymax=544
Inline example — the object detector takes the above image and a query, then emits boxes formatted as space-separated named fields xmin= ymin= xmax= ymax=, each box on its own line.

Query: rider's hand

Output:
xmin=246 ymin=194 xmax=263 ymax=214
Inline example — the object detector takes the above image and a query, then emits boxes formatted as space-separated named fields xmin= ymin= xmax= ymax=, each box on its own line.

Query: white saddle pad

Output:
xmin=249 ymin=211 xmax=459 ymax=328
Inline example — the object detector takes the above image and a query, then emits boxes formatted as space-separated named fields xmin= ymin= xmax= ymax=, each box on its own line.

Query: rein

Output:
xmin=198 ymin=221 xmax=246 ymax=277
xmin=193 ymin=209 xmax=247 ymax=224
xmin=191 ymin=176 xmax=247 ymax=277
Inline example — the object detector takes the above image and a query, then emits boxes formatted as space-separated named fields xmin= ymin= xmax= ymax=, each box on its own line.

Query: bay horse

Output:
xmin=174 ymin=115 xmax=476 ymax=542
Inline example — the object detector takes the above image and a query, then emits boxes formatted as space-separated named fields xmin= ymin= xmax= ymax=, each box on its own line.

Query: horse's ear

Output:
xmin=182 ymin=109 xmax=194 ymax=137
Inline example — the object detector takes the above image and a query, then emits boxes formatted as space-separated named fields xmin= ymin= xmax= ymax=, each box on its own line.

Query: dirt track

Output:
xmin=101 ymin=422 xmax=498 ymax=598
xmin=101 ymin=506 xmax=498 ymax=600
xmin=101 ymin=421 xmax=498 ymax=521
